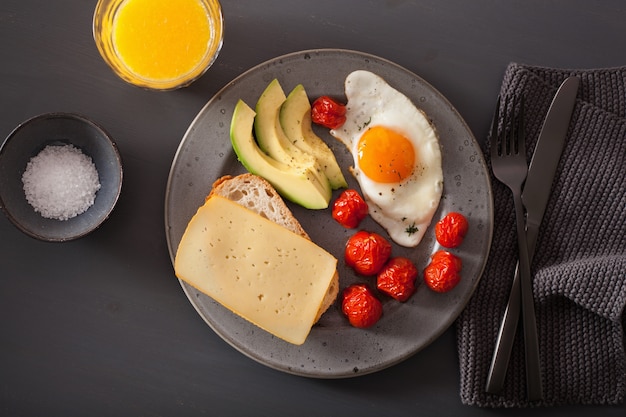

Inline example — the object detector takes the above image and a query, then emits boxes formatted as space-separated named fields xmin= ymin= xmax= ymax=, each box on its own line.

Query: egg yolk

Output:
xmin=357 ymin=126 xmax=415 ymax=183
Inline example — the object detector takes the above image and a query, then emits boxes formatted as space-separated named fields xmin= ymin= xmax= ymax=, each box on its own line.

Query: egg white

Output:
xmin=331 ymin=70 xmax=443 ymax=247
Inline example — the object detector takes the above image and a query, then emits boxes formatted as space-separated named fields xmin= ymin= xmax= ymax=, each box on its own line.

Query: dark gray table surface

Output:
xmin=1 ymin=0 xmax=624 ymax=416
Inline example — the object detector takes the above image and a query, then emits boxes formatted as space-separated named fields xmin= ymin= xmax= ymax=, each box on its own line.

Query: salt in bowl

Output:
xmin=0 ymin=113 xmax=122 ymax=241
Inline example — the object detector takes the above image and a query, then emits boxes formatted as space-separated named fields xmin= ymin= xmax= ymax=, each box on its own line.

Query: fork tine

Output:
xmin=506 ymin=95 xmax=514 ymax=155
xmin=490 ymin=95 xmax=501 ymax=159
xmin=503 ymin=95 xmax=525 ymax=156
xmin=517 ymin=96 xmax=526 ymax=156
xmin=506 ymin=95 xmax=516 ymax=155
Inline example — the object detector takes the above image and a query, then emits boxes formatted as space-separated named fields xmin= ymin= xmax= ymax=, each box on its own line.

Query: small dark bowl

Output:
xmin=0 ymin=113 xmax=123 ymax=242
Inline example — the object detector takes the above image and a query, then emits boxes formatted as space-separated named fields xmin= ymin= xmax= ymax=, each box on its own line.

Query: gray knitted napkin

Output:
xmin=457 ymin=63 xmax=626 ymax=407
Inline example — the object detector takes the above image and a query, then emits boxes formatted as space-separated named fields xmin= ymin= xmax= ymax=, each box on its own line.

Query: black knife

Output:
xmin=486 ymin=76 xmax=580 ymax=395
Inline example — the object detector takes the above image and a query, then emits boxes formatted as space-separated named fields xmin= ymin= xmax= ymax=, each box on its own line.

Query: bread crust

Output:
xmin=209 ymin=174 xmax=338 ymax=323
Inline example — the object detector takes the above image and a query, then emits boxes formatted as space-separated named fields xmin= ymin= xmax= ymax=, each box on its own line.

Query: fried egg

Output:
xmin=330 ymin=70 xmax=443 ymax=247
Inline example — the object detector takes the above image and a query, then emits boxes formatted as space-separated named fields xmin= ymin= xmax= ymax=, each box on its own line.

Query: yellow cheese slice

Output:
xmin=174 ymin=195 xmax=338 ymax=345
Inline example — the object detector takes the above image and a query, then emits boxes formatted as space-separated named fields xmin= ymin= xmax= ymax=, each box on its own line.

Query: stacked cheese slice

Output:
xmin=175 ymin=194 xmax=337 ymax=345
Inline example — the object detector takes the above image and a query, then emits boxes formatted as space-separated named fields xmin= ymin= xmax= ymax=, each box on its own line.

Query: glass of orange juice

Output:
xmin=93 ymin=0 xmax=223 ymax=90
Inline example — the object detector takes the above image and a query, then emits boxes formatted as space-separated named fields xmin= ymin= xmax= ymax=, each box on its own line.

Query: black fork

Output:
xmin=487 ymin=95 xmax=543 ymax=401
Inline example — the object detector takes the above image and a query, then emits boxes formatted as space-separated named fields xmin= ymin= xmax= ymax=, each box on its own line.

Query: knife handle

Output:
xmin=485 ymin=225 xmax=541 ymax=395
xmin=515 ymin=202 xmax=543 ymax=402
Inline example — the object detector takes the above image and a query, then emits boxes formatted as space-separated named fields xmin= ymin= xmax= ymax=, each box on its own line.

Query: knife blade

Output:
xmin=485 ymin=76 xmax=580 ymax=395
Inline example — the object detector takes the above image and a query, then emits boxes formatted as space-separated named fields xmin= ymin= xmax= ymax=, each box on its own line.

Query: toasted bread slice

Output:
xmin=209 ymin=173 xmax=339 ymax=323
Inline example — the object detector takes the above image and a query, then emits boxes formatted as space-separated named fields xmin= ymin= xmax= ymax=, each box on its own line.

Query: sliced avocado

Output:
xmin=254 ymin=80 xmax=332 ymax=191
xmin=254 ymin=79 xmax=310 ymax=165
xmin=280 ymin=84 xmax=348 ymax=190
xmin=230 ymin=100 xmax=331 ymax=209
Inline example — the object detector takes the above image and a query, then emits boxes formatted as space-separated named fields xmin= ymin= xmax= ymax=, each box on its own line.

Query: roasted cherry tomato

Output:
xmin=423 ymin=250 xmax=462 ymax=293
xmin=311 ymin=96 xmax=347 ymax=129
xmin=341 ymin=284 xmax=383 ymax=328
xmin=332 ymin=189 xmax=369 ymax=228
xmin=435 ymin=212 xmax=469 ymax=248
xmin=376 ymin=257 xmax=418 ymax=302
xmin=345 ymin=231 xmax=392 ymax=276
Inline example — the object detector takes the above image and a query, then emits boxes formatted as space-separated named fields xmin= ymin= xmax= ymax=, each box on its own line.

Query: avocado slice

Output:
xmin=254 ymin=79 xmax=310 ymax=164
xmin=230 ymin=100 xmax=332 ymax=209
xmin=254 ymin=80 xmax=332 ymax=191
xmin=279 ymin=84 xmax=348 ymax=190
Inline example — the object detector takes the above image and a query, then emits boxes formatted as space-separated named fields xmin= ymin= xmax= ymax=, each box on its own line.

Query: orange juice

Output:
xmin=93 ymin=0 xmax=223 ymax=90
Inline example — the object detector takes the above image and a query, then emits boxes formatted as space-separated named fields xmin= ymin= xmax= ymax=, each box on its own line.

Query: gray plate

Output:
xmin=165 ymin=49 xmax=493 ymax=378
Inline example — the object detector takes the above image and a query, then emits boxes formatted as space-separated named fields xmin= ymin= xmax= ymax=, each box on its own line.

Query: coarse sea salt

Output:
xmin=22 ymin=144 xmax=101 ymax=221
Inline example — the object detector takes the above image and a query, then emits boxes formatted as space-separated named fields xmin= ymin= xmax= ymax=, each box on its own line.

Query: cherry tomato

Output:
xmin=332 ymin=189 xmax=369 ymax=228
xmin=435 ymin=212 xmax=469 ymax=248
xmin=423 ymin=250 xmax=462 ymax=293
xmin=341 ymin=284 xmax=383 ymax=328
xmin=311 ymin=96 xmax=347 ymax=129
xmin=345 ymin=231 xmax=392 ymax=276
xmin=376 ymin=257 xmax=418 ymax=302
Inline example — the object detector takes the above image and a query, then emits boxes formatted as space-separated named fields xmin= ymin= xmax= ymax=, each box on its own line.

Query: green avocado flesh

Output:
xmin=279 ymin=84 xmax=348 ymax=190
xmin=229 ymin=100 xmax=332 ymax=209
xmin=253 ymin=80 xmax=334 ymax=190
